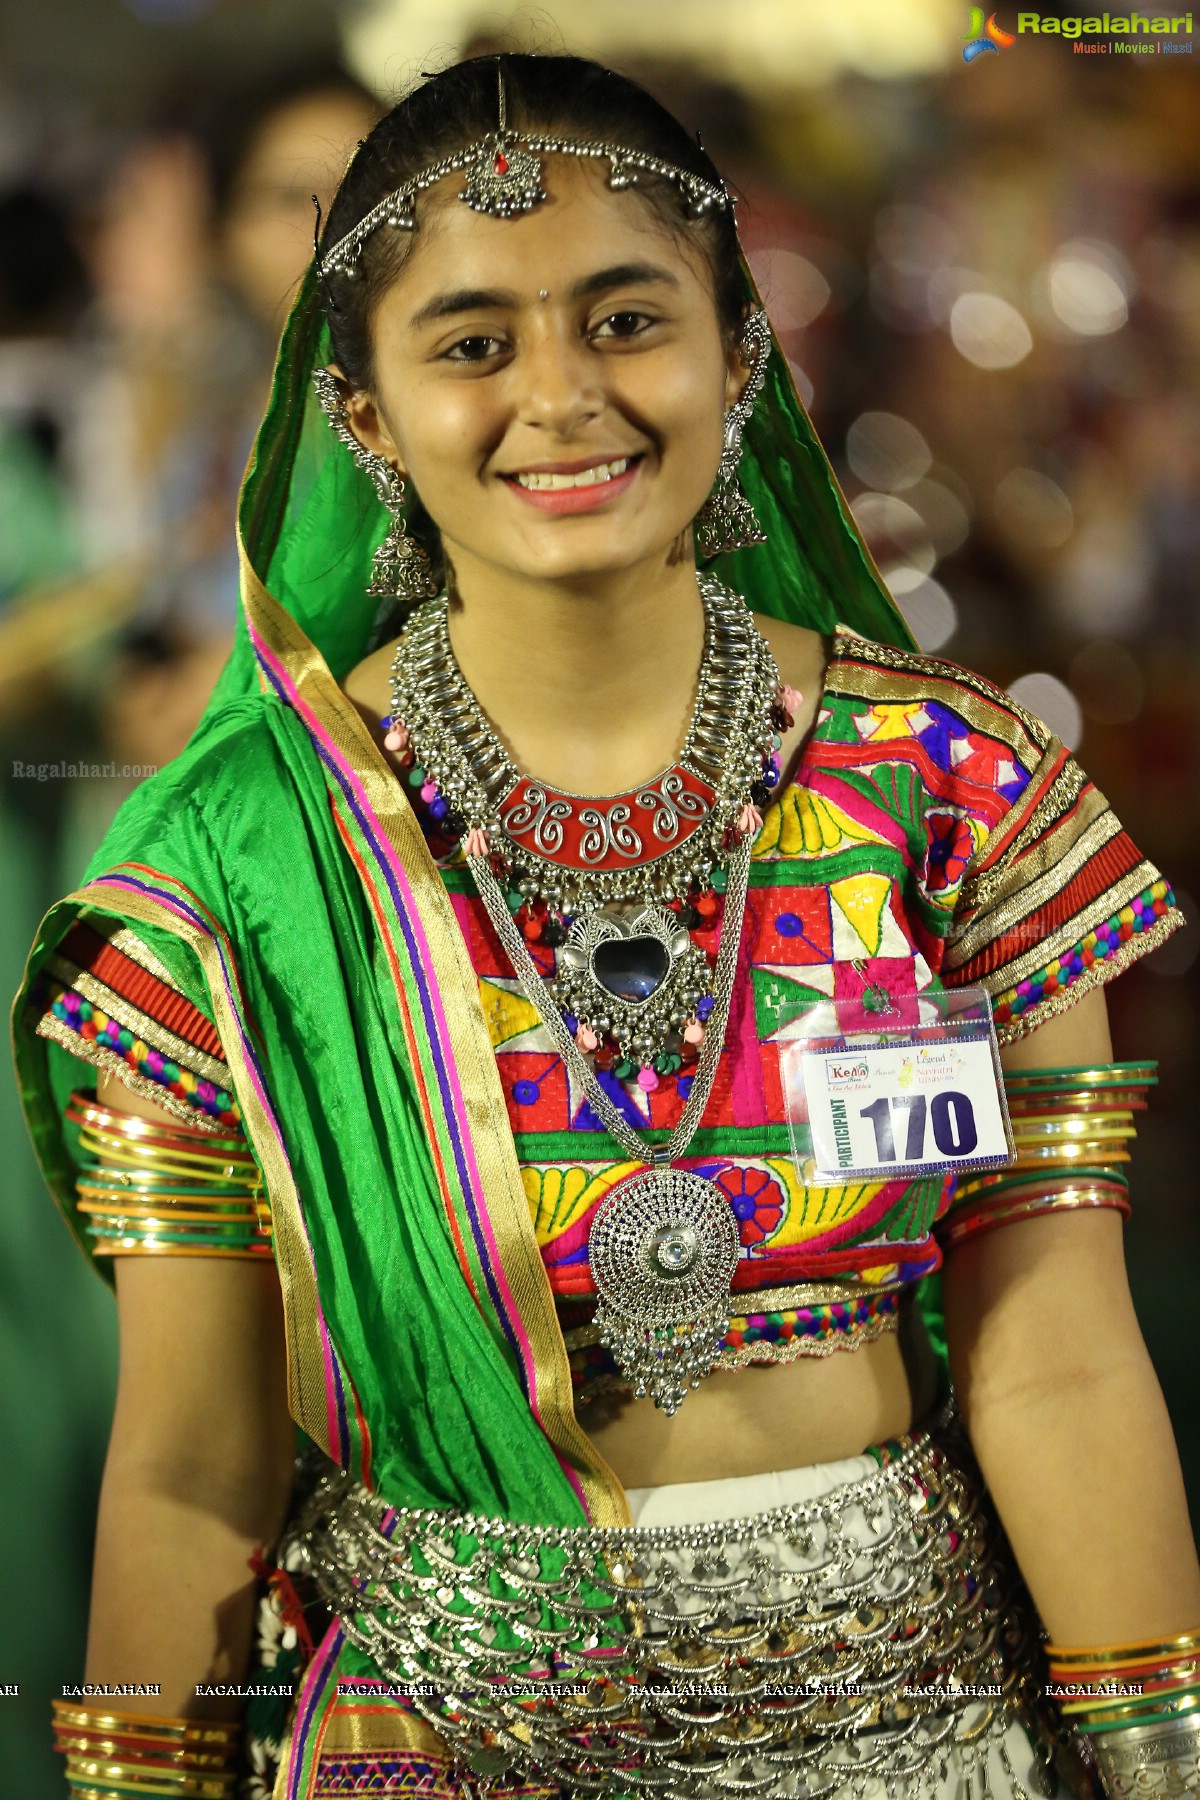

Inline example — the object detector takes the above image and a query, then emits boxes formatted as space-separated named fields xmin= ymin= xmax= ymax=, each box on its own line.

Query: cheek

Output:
xmin=390 ymin=381 xmax=504 ymax=481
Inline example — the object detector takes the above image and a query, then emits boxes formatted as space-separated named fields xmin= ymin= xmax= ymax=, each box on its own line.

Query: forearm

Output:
xmin=958 ymin=1348 xmax=1200 ymax=1642
xmin=84 ymin=1452 xmax=292 ymax=1717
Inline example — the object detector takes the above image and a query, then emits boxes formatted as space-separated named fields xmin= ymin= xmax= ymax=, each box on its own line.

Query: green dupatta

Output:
xmin=11 ymin=262 xmax=923 ymax=1530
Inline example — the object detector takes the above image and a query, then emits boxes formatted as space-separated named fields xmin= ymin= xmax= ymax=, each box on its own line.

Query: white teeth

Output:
xmin=514 ymin=458 xmax=631 ymax=490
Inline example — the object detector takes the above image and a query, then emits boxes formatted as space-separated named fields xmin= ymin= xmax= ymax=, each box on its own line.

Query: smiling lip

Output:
xmin=501 ymin=454 xmax=644 ymax=514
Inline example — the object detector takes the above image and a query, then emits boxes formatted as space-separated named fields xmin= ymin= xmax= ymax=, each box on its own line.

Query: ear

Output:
xmin=324 ymin=363 xmax=407 ymax=473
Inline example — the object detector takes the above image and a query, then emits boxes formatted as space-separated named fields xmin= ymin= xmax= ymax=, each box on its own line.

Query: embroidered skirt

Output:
xmin=245 ymin=1396 xmax=1101 ymax=1799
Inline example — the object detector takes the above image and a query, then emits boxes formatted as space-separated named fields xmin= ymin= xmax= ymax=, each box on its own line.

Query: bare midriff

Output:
xmin=579 ymin=1295 xmax=943 ymax=1490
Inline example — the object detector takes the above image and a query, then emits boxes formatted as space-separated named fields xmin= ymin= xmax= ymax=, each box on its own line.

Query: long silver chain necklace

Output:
xmin=469 ymin=836 xmax=751 ymax=1414
xmin=387 ymin=580 xmax=794 ymax=1412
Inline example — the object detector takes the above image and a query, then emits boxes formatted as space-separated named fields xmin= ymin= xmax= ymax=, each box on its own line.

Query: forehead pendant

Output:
xmin=316 ymin=58 xmax=728 ymax=281
xmin=461 ymin=64 xmax=546 ymax=219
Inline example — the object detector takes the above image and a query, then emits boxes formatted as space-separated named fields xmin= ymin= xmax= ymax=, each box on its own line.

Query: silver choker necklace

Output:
xmin=387 ymin=572 xmax=787 ymax=1076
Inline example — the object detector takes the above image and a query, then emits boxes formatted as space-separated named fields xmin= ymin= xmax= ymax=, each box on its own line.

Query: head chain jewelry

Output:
xmin=311 ymin=368 xmax=439 ymax=603
xmin=694 ymin=306 xmax=771 ymax=559
xmin=318 ymin=63 xmax=729 ymax=280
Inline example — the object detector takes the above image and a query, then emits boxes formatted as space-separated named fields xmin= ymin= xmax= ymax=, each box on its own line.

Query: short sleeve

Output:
xmin=942 ymin=727 xmax=1184 ymax=1044
xmin=32 ymin=913 xmax=243 ymax=1132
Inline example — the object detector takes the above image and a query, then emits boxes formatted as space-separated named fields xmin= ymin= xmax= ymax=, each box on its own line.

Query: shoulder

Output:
xmin=824 ymin=627 xmax=1057 ymax=775
xmin=341 ymin=637 xmax=397 ymax=731
xmin=751 ymin=612 xmax=827 ymax=693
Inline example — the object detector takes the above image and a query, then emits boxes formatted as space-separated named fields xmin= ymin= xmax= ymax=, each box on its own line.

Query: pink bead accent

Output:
xmin=383 ymin=729 xmax=404 ymax=752
xmin=683 ymin=1020 xmax=705 ymax=1046
xmin=463 ymin=826 xmax=490 ymax=858
xmin=637 ymin=1067 xmax=659 ymax=1091
xmin=575 ymin=1023 xmax=599 ymax=1053
xmin=737 ymin=802 xmax=764 ymax=838
xmin=778 ymin=683 xmax=804 ymax=714
xmin=420 ymin=781 xmax=438 ymax=805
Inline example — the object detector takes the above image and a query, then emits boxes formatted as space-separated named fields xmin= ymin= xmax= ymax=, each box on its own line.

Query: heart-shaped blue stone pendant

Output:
xmin=553 ymin=905 xmax=711 ymax=1068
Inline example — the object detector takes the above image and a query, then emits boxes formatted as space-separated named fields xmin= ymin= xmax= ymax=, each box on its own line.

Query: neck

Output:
xmin=443 ymin=547 xmax=706 ymax=794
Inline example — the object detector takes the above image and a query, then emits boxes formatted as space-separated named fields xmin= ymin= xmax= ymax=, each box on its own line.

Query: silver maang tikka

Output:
xmin=311 ymin=368 xmax=438 ymax=603
xmin=317 ymin=60 xmax=728 ymax=280
xmin=693 ymin=307 xmax=771 ymax=560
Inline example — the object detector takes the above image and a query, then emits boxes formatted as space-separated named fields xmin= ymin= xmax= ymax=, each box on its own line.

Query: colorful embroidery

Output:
xmin=993 ymin=879 xmax=1175 ymax=1030
xmin=34 ymin=919 xmax=240 ymax=1130
xmin=428 ymin=629 xmax=1181 ymax=1316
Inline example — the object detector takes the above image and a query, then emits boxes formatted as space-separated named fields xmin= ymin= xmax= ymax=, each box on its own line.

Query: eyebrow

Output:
xmin=408 ymin=261 xmax=682 ymax=330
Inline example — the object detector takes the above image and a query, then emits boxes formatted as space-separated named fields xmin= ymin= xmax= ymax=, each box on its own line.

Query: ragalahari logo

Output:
xmin=963 ymin=7 xmax=1018 ymax=58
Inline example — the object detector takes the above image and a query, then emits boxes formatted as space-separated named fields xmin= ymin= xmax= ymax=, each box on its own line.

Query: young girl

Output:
xmin=19 ymin=52 xmax=1199 ymax=1800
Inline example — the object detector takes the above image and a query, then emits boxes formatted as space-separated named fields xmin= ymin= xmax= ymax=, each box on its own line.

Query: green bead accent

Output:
xmin=118 ymin=1028 xmax=134 ymax=1050
xmin=613 ymin=1058 xmax=636 ymax=1081
xmin=654 ymin=1052 xmax=683 ymax=1075
xmin=78 ymin=1000 xmax=93 ymax=1021
xmin=408 ymin=766 xmax=425 ymax=787
xmin=160 ymin=1060 xmax=180 ymax=1082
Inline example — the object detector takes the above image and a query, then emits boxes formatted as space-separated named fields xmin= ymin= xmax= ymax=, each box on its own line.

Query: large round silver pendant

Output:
xmin=587 ymin=1169 xmax=739 ymax=1415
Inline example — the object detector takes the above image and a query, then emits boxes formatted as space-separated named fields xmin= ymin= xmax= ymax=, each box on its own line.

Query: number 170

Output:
xmin=859 ymin=1091 xmax=978 ymax=1162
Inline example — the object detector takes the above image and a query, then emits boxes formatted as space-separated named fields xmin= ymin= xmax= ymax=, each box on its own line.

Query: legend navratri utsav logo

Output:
xmin=962 ymin=7 xmax=1017 ymax=58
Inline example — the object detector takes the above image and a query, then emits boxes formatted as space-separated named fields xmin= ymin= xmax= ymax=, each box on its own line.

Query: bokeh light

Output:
xmin=993 ymin=468 xmax=1074 ymax=551
xmin=949 ymin=292 xmax=1034 ymax=370
xmin=1006 ymin=672 xmax=1084 ymax=751
xmin=1045 ymin=239 xmax=1133 ymax=338
xmin=845 ymin=411 xmax=932 ymax=492
xmin=748 ymin=248 xmax=832 ymax=331
xmin=885 ymin=567 xmax=958 ymax=652
xmin=904 ymin=477 xmax=971 ymax=558
xmin=1050 ymin=514 xmax=1154 ymax=638
xmin=849 ymin=492 xmax=935 ymax=575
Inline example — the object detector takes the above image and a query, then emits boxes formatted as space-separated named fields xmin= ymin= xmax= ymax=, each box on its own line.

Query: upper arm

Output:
xmin=95 ymin=1068 xmax=293 ymax=1515
xmin=941 ymin=986 xmax=1148 ymax=1415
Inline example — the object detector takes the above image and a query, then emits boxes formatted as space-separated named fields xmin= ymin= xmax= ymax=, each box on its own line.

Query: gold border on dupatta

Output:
xmin=57 ymin=879 xmax=335 ymax=1459
xmin=238 ymin=542 xmax=630 ymax=1530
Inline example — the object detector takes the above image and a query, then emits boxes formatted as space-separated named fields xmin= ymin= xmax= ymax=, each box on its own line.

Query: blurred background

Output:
xmin=1 ymin=0 xmax=1197 ymax=1789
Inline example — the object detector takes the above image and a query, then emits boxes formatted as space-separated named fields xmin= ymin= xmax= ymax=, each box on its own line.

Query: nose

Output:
xmin=513 ymin=319 xmax=605 ymax=437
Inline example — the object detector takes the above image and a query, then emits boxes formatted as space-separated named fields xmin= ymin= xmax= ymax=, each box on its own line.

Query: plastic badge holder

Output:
xmin=779 ymin=971 xmax=1015 ymax=1187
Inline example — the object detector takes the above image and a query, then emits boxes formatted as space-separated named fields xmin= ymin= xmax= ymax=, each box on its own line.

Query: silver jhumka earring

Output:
xmin=693 ymin=307 xmax=771 ymax=560
xmin=311 ymin=368 xmax=438 ymax=603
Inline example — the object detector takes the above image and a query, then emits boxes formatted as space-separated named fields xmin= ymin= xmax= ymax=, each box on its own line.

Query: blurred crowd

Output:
xmin=1 ymin=19 xmax=1197 ymax=1794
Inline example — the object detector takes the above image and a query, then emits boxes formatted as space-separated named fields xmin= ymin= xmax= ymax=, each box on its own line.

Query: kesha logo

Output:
xmin=963 ymin=7 xmax=1017 ymax=58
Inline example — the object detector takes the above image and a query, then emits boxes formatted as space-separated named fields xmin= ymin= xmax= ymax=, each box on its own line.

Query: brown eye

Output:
xmin=592 ymin=310 xmax=655 ymax=340
xmin=445 ymin=334 xmax=505 ymax=362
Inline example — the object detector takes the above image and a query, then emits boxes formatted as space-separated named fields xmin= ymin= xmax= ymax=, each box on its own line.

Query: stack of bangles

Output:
xmin=51 ymin=1701 xmax=240 ymax=1798
xmin=66 ymin=1089 xmax=270 ymax=1258
xmin=1044 ymin=1630 xmax=1200 ymax=1796
xmin=938 ymin=1061 xmax=1155 ymax=1249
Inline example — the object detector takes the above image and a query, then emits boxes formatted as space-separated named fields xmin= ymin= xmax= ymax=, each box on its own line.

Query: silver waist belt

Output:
xmin=291 ymin=1396 xmax=1064 ymax=1800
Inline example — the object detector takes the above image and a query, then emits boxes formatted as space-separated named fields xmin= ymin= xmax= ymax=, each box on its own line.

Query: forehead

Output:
xmin=375 ymin=156 xmax=712 ymax=313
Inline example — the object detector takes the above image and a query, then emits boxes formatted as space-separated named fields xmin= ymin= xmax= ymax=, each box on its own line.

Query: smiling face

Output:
xmin=341 ymin=157 xmax=748 ymax=592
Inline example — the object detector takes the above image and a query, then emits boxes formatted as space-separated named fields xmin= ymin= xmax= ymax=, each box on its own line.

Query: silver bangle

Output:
xmin=1089 ymin=1714 xmax=1200 ymax=1797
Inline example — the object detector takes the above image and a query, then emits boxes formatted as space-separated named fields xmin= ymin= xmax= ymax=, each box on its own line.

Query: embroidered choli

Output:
xmin=34 ymin=630 xmax=1182 ymax=1399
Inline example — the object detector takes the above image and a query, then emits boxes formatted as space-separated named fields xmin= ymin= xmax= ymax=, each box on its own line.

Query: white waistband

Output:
xmin=624 ymin=1443 xmax=883 ymax=1528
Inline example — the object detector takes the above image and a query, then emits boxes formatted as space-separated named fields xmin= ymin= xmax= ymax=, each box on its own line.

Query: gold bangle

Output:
xmin=52 ymin=1702 xmax=239 ymax=1743
xmin=1047 ymin=1630 xmax=1200 ymax=1664
xmin=64 ymin=1759 xmax=235 ymax=1797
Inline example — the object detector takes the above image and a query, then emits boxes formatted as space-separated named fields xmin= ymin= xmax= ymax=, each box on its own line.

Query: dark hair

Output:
xmin=319 ymin=52 xmax=744 ymax=390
